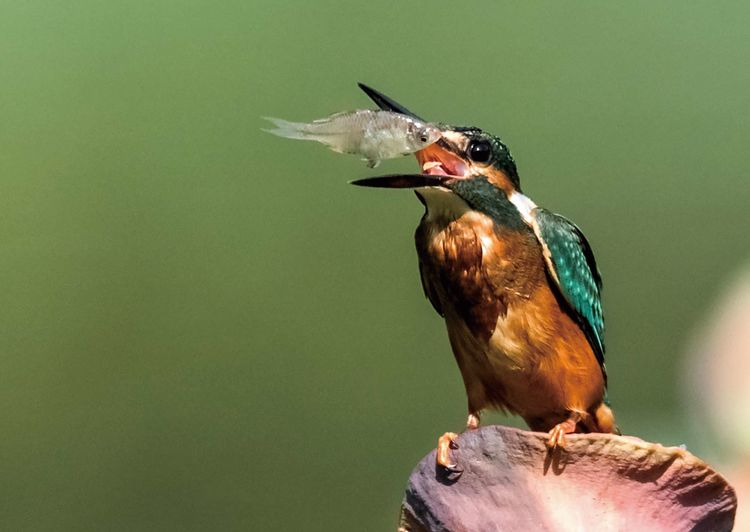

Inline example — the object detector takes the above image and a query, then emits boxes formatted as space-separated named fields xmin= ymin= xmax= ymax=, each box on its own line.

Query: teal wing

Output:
xmin=533 ymin=208 xmax=605 ymax=369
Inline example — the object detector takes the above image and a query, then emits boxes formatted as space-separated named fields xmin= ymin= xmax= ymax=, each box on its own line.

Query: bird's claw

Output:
xmin=443 ymin=462 xmax=463 ymax=474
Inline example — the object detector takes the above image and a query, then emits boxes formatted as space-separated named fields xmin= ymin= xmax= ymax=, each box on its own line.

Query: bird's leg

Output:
xmin=466 ymin=412 xmax=480 ymax=430
xmin=546 ymin=411 xmax=582 ymax=449
xmin=436 ymin=412 xmax=481 ymax=470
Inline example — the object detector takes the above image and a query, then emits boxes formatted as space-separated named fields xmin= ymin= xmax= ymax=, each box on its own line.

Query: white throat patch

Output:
xmin=419 ymin=187 xmax=471 ymax=221
xmin=508 ymin=191 xmax=538 ymax=223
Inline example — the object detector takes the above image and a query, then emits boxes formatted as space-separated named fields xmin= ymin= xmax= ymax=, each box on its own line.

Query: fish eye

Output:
xmin=468 ymin=140 xmax=493 ymax=164
xmin=417 ymin=128 xmax=430 ymax=143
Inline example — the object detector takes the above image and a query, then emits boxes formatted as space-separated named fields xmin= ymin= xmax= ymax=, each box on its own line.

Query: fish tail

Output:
xmin=262 ymin=116 xmax=319 ymax=140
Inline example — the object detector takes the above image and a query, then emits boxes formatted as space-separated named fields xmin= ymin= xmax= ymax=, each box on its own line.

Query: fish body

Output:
xmin=263 ymin=110 xmax=441 ymax=167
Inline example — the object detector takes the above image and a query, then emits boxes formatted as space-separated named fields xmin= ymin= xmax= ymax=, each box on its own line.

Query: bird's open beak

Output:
xmin=415 ymin=140 xmax=469 ymax=179
xmin=350 ymin=140 xmax=470 ymax=188
xmin=352 ymin=84 xmax=471 ymax=189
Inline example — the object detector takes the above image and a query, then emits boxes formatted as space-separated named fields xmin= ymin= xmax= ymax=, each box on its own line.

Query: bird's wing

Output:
xmin=415 ymin=222 xmax=444 ymax=316
xmin=531 ymin=208 xmax=605 ymax=369
xmin=418 ymin=259 xmax=443 ymax=316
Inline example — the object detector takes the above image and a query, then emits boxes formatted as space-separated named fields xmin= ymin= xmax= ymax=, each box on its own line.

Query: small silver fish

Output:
xmin=263 ymin=110 xmax=441 ymax=168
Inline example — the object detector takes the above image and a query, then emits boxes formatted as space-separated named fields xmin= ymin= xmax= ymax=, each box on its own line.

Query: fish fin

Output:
xmin=262 ymin=117 xmax=317 ymax=141
xmin=365 ymin=158 xmax=380 ymax=168
xmin=263 ymin=128 xmax=314 ymax=141
xmin=311 ymin=110 xmax=356 ymax=123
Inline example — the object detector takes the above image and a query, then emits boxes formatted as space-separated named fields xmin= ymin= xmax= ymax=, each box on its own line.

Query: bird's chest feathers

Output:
xmin=417 ymin=188 xmax=533 ymax=343
xmin=421 ymin=189 xmax=505 ymax=267
xmin=417 ymin=189 xmax=560 ymax=390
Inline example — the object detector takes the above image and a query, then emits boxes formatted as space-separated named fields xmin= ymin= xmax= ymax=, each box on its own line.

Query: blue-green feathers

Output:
xmin=534 ymin=208 xmax=605 ymax=368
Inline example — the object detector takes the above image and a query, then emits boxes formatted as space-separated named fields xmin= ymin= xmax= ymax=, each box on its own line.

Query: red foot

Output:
xmin=546 ymin=416 xmax=579 ymax=449
xmin=437 ymin=432 xmax=459 ymax=470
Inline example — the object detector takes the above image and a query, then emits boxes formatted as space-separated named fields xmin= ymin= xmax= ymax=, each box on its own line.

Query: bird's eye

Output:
xmin=468 ymin=140 xmax=493 ymax=164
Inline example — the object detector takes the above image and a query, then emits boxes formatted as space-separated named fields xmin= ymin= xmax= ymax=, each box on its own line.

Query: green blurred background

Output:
xmin=1 ymin=1 xmax=749 ymax=530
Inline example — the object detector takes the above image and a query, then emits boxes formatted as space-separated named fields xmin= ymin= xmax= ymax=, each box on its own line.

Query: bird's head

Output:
xmin=352 ymin=84 xmax=523 ymax=207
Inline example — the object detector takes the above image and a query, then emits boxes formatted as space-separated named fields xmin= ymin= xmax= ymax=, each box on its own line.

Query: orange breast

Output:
xmin=416 ymin=206 xmax=605 ymax=428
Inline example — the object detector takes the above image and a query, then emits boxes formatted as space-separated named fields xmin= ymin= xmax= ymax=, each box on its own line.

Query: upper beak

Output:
xmin=357 ymin=83 xmax=424 ymax=121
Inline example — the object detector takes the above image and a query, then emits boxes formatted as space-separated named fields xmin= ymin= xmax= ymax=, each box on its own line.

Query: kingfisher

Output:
xmin=352 ymin=84 xmax=617 ymax=470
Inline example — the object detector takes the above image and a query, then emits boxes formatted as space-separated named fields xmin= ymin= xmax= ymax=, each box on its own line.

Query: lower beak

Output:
xmin=350 ymin=174 xmax=451 ymax=189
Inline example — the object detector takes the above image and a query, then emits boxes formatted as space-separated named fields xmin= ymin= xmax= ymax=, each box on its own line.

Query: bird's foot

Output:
xmin=436 ymin=413 xmax=481 ymax=471
xmin=437 ymin=432 xmax=460 ymax=471
xmin=546 ymin=413 xmax=581 ymax=449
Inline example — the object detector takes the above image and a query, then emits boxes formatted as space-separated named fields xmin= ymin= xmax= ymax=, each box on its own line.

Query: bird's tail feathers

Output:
xmin=593 ymin=403 xmax=618 ymax=434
